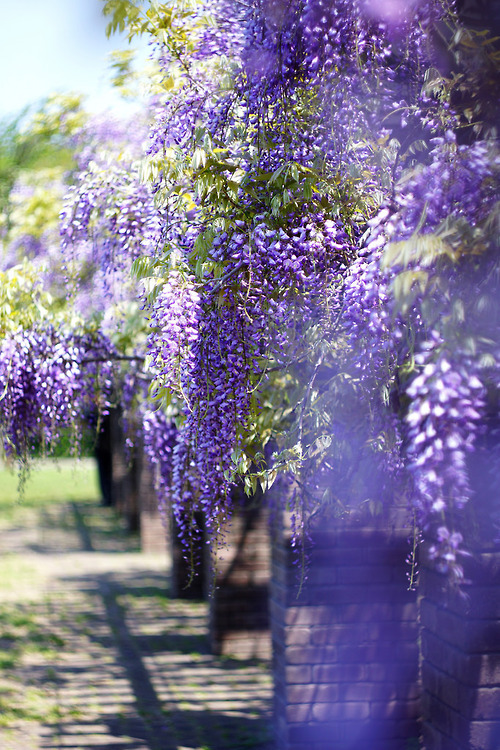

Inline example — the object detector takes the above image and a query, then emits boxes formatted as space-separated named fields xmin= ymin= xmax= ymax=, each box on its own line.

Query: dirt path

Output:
xmin=0 ymin=500 xmax=272 ymax=750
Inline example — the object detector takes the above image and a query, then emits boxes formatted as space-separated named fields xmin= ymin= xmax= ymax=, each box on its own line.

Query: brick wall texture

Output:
xmin=420 ymin=550 xmax=500 ymax=750
xmin=210 ymin=497 xmax=271 ymax=660
xmin=170 ymin=495 xmax=272 ymax=659
xmin=136 ymin=454 xmax=169 ymax=557
xmin=270 ymin=514 xmax=420 ymax=750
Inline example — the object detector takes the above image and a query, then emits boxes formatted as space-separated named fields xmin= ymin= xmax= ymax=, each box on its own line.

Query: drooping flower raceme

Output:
xmin=0 ymin=325 xmax=114 ymax=459
xmin=147 ymin=270 xmax=201 ymax=399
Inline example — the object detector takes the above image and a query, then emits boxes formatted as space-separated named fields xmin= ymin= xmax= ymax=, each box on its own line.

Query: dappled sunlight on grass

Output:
xmin=0 ymin=458 xmax=101 ymax=522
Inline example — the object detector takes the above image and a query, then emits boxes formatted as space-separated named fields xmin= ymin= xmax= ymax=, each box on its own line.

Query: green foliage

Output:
xmin=0 ymin=113 xmax=26 ymax=215
xmin=0 ymin=96 xmax=83 ymax=247
xmin=102 ymin=0 xmax=147 ymax=38
xmin=103 ymin=0 xmax=208 ymax=53
xmin=442 ymin=23 xmax=500 ymax=140
xmin=27 ymin=93 xmax=87 ymax=142
xmin=7 ymin=168 xmax=64 ymax=241
xmin=0 ymin=261 xmax=58 ymax=336
xmin=109 ymin=48 xmax=144 ymax=99
xmin=0 ymin=116 xmax=67 ymax=227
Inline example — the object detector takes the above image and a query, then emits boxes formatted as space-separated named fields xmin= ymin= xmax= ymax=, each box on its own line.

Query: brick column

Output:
xmin=109 ymin=408 xmax=139 ymax=531
xmin=420 ymin=550 xmax=500 ymax=750
xmin=136 ymin=451 xmax=169 ymax=556
xmin=101 ymin=408 xmax=168 ymax=554
xmin=271 ymin=512 xmax=420 ymax=750
xmin=209 ymin=495 xmax=271 ymax=659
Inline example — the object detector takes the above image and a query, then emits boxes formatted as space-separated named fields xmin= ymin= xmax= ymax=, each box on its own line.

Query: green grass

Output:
xmin=0 ymin=601 xmax=66 ymax=673
xmin=0 ymin=458 xmax=101 ymax=517
xmin=0 ymin=685 xmax=70 ymax=726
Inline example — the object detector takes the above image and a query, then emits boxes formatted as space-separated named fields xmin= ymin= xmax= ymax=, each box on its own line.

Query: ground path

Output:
xmin=0 ymin=496 xmax=272 ymax=750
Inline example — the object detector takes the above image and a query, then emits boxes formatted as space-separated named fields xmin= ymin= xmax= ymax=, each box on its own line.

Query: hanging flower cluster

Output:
xmin=133 ymin=0 xmax=500 ymax=579
xmin=0 ymin=325 xmax=114 ymax=460
xmin=131 ymin=0 xmax=449 ymax=560
xmin=141 ymin=405 xmax=178 ymax=514
xmin=341 ymin=127 xmax=500 ymax=568
xmin=0 ymin=109 xmax=159 ymax=475
xmin=60 ymin=145 xmax=162 ymax=306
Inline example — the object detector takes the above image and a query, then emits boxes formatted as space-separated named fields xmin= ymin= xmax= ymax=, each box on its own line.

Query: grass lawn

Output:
xmin=0 ymin=458 xmax=101 ymax=520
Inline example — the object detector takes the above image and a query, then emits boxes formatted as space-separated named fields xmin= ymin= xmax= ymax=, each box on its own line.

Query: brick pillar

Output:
xmin=109 ymin=408 xmax=139 ymax=531
xmin=271 ymin=512 xmax=420 ymax=750
xmin=420 ymin=551 xmax=500 ymax=750
xmin=419 ymin=417 xmax=500 ymax=749
xmin=106 ymin=409 xmax=167 ymax=548
xmin=137 ymin=451 xmax=169 ymax=556
xmin=209 ymin=495 xmax=271 ymax=659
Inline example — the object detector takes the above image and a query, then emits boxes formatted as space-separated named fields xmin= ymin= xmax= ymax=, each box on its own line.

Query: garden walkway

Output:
xmin=0 ymin=497 xmax=272 ymax=750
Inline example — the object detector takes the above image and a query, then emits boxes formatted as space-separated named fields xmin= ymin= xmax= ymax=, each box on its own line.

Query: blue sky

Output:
xmin=0 ymin=0 xmax=147 ymax=119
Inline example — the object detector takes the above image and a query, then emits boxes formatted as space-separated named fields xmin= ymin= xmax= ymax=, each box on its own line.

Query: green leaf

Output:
xmin=269 ymin=164 xmax=286 ymax=185
xmin=391 ymin=269 xmax=429 ymax=309
xmin=303 ymin=179 xmax=313 ymax=199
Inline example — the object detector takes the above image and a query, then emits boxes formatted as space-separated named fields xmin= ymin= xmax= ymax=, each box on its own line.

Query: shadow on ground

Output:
xmin=0 ymin=500 xmax=273 ymax=750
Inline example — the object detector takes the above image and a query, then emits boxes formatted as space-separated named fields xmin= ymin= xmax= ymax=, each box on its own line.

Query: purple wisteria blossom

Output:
xmin=0 ymin=326 xmax=114 ymax=459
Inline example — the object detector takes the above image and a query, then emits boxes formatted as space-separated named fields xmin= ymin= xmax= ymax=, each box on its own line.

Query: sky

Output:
xmin=0 ymin=0 xmax=148 ymax=120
